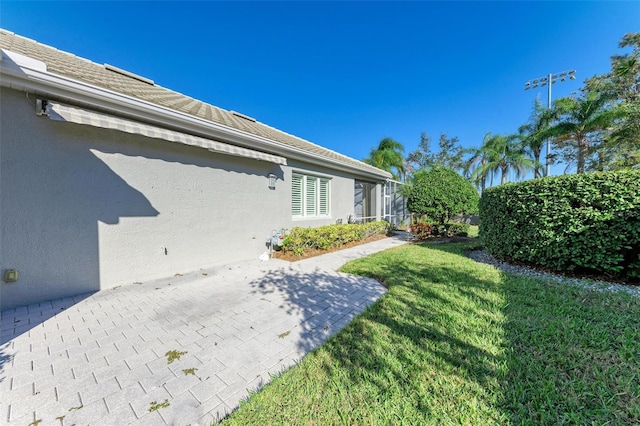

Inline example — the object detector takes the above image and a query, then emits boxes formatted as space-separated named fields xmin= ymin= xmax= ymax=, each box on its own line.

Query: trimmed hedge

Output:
xmin=282 ymin=221 xmax=391 ymax=257
xmin=479 ymin=170 xmax=640 ymax=281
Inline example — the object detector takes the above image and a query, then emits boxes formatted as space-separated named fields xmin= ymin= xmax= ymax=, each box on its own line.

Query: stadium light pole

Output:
xmin=524 ymin=69 xmax=576 ymax=177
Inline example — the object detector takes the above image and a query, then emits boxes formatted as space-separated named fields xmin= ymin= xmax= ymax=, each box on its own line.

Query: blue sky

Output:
xmin=1 ymin=1 xmax=638 ymax=178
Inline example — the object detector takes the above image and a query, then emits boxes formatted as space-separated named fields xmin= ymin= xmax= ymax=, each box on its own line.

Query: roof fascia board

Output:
xmin=0 ymin=50 xmax=391 ymax=181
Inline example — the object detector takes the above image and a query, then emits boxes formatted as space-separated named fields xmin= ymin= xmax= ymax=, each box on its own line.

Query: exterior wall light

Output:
xmin=268 ymin=174 xmax=277 ymax=189
xmin=3 ymin=269 xmax=18 ymax=283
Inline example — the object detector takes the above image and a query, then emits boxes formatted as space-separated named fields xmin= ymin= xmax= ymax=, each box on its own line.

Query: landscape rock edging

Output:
xmin=466 ymin=249 xmax=640 ymax=298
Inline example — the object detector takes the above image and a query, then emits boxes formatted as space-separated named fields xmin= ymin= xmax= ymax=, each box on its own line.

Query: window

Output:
xmin=292 ymin=173 xmax=330 ymax=217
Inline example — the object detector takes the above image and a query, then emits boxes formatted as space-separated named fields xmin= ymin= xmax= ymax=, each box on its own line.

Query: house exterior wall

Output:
xmin=0 ymin=88 xmax=378 ymax=309
xmin=1 ymin=88 xmax=291 ymax=308
xmin=286 ymin=160 xmax=359 ymax=228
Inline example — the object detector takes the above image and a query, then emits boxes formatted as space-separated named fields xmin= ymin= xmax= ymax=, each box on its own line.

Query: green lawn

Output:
xmin=222 ymin=243 xmax=640 ymax=425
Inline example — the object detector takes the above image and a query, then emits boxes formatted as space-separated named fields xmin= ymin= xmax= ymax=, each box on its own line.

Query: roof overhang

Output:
xmin=0 ymin=48 xmax=391 ymax=181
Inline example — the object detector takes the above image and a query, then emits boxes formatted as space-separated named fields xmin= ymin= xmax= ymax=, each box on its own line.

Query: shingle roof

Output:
xmin=0 ymin=29 xmax=390 ymax=178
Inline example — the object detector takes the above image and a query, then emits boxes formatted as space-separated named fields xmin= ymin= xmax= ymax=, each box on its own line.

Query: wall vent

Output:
xmin=104 ymin=63 xmax=154 ymax=85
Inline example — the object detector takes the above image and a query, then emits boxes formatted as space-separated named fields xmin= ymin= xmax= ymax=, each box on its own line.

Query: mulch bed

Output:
xmin=421 ymin=236 xmax=478 ymax=244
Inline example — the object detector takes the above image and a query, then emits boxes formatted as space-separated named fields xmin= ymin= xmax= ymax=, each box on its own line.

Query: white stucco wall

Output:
xmin=1 ymin=88 xmax=378 ymax=309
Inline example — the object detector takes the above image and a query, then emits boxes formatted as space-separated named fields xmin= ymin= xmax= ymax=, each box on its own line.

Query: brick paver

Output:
xmin=0 ymin=236 xmax=407 ymax=425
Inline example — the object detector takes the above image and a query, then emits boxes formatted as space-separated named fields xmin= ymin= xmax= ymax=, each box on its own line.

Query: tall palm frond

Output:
xmin=519 ymin=97 xmax=554 ymax=177
xmin=363 ymin=137 xmax=406 ymax=180
xmin=546 ymin=92 xmax=622 ymax=173
xmin=471 ymin=133 xmax=537 ymax=185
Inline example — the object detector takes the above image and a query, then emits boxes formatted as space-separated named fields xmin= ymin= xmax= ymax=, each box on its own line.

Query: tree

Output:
xmin=406 ymin=167 xmax=479 ymax=225
xmin=547 ymin=91 xmax=621 ymax=173
xmin=559 ymin=32 xmax=640 ymax=172
xmin=406 ymin=132 xmax=465 ymax=173
xmin=471 ymin=133 xmax=537 ymax=185
xmin=363 ymin=137 xmax=405 ymax=180
xmin=605 ymin=101 xmax=640 ymax=168
xmin=518 ymin=97 xmax=553 ymax=178
xmin=602 ymin=32 xmax=640 ymax=166
xmin=434 ymin=133 xmax=466 ymax=172
xmin=406 ymin=132 xmax=434 ymax=171
xmin=610 ymin=33 xmax=640 ymax=103
xmin=463 ymin=145 xmax=493 ymax=193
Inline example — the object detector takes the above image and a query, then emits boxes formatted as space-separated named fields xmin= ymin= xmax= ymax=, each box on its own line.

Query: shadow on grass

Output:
xmin=495 ymin=267 xmax=640 ymax=424
xmin=334 ymin=243 xmax=507 ymax=402
xmin=227 ymin=242 xmax=640 ymax=424
xmin=238 ymin=242 xmax=511 ymax=423
xmin=425 ymin=242 xmax=640 ymax=423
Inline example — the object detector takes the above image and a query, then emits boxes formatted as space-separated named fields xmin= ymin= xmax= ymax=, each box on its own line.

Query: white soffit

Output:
xmin=45 ymin=101 xmax=287 ymax=165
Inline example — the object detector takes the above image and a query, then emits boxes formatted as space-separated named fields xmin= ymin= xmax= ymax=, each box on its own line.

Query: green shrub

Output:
xmin=410 ymin=223 xmax=435 ymax=240
xmin=479 ymin=170 xmax=640 ymax=281
xmin=410 ymin=222 xmax=470 ymax=240
xmin=282 ymin=221 xmax=391 ymax=257
xmin=446 ymin=222 xmax=470 ymax=237
xmin=407 ymin=167 xmax=479 ymax=225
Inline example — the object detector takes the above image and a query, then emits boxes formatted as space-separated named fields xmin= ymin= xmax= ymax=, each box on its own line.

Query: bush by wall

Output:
xmin=479 ymin=169 xmax=640 ymax=281
xmin=282 ymin=221 xmax=391 ymax=257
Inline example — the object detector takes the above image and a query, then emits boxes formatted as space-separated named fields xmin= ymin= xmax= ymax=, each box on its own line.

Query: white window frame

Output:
xmin=292 ymin=172 xmax=331 ymax=218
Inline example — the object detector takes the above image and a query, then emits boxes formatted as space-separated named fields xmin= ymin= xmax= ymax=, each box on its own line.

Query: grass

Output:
xmin=222 ymin=243 xmax=640 ymax=425
xmin=165 ymin=349 xmax=187 ymax=364
xmin=149 ymin=399 xmax=170 ymax=412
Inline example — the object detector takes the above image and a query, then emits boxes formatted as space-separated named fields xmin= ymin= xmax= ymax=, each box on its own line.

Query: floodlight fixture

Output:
xmin=523 ymin=69 xmax=577 ymax=177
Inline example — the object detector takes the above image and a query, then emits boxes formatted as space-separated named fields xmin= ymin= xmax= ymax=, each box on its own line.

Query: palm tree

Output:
xmin=472 ymin=133 xmax=537 ymax=185
xmin=363 ymin=137 xmax=405 ymax=181
xmin=464 ymin=144 xmax=492 ymax=193
xmin=546 ymin=92 xmax=621 ymax=173
xmin=519 ymin=97 xmax=553 ymax=178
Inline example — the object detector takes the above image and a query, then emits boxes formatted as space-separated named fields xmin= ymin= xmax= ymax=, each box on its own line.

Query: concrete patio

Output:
xmin=0 ymin=236 xmax=407 ymax=426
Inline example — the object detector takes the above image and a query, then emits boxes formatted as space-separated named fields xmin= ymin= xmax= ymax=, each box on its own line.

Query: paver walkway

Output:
xmin=1 ymin=236 xmax=407 ymax=426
